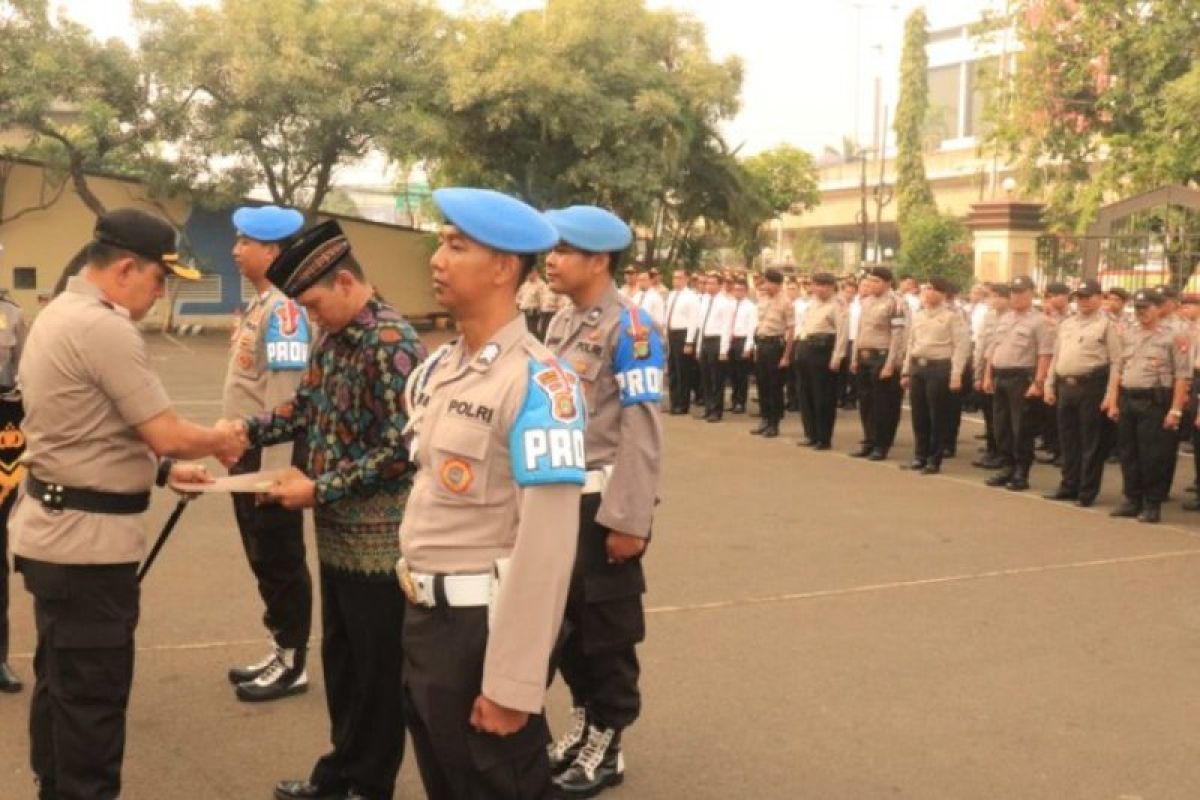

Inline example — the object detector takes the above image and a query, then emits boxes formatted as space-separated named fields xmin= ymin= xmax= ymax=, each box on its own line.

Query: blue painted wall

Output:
xmin=180 ymin=206 xmax=242 ymax=316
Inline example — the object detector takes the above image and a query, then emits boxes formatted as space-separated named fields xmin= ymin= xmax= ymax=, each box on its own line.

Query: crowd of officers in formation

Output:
xmin=560 ymin=263 xmax=1198 ymax=525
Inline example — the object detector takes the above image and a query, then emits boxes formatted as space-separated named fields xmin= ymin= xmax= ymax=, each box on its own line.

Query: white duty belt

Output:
xmin=396 ymin=558 xmax=492 ymax=608
xmin=583 ymin=466 xmax=613 ymax=496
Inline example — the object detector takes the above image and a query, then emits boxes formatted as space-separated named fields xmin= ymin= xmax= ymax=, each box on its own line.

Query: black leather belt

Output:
xmin=913 ymin=357 xmax=950 ymax=369
xmin=857 ymin=348 xmax=887 ymax=359
xmin=755 ymin=335 xmax=784 ymax=343
xmin=1060 ymin=368 xmax=1108 ymax=387
xmin=1122 ymin=387 xmax=1170 ymax=401
xmin=993 ymin=367 xmax=1034 ymax=377
xmin=27 ymin=474 xmax=151 ymax=515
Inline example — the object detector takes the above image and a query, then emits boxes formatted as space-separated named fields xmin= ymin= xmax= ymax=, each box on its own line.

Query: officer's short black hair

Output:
xmin=86 ymin=240 xmax=155 ymax=270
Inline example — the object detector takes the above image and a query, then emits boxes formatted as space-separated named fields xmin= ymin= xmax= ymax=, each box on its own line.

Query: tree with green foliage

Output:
xmin=894 ymin=7 xmax=936 ymax=224
xmin=978 ymin=0 xmax=1200 ymax=233
xmin=791 ymin=229 xmax=841 ymax=272
xmin=896 ymin=211 xmax=973 ymax=286
xmin=427 ymin=0 xmax=744 ymax=266
xmin=135 ymin=0 xmax=445 ymax=220
xmin=730 ymin=144 xmax=820 ymax=268
xmin=0 ymin=0 xmax=150 ymax=217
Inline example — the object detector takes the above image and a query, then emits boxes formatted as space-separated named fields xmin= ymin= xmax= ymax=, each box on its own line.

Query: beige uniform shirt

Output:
xmin=986 ymin=309 xmax=1054 ymax=369
xmin=1118 ymin=323 xmax=1192 ymax=389
xmin=755 ymin=292 xmax=795 ymax=338
xmin=1047 ymin=311 xmax=1121 ymax=390
xmin=223 ymin=287 xmax=309 ymax=470
xmin=855 ymin=292 xmax=909 ymax=370
xmin=546 ymin=284 xmax=663 ymax=539
xmin=798 ymin=296 xmax=848 ymax=366
xmin=12 ymin=277 xmax=171 ymax=565
xmin=400 ymin=315 xmax=584 ymax=713
xmin=903 ymin=304 xmax=971 ymax=377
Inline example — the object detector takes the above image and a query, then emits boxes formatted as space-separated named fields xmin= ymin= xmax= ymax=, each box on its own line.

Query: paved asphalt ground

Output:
xmin=3 ymin=332 xmax=1200 ymax=799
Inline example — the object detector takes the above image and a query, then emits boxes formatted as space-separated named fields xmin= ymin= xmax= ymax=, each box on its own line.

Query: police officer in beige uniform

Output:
xmin=399 ymin=188 xmax=584 ymax=800
xmin=750 ymin=268 xmax=795 ymax=439
xmin=222 ymin=205 xmax=315 ymax=702
xmin=851 ymin=266 xmax=909 ymax=461
xmin=1108 ymin=289 xmax=1191 ymax=523
xmin=794 ymin=272 xmax=847 ymax=450
xmin=1042 ymin=279 xmax=1121 ymax=507
xmin=0 ymin=289 xmax=27 ymax=693
xmin=982 ymin=276 xmax=1054 ymax=491
xmin=12 ymin=209 xmax=245 ymax=800
xmin=543 ymin=205 xmax=663 ymax=797
xmin=900 ymin=276 xmax=970 ymax=475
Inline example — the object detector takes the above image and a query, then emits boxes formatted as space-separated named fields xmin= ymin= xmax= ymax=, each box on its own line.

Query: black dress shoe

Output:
xmin=1183 ymin=497 xmax=1200 ymax=512
xmin=797 ymin=439 xmax=817 ymax=447
xmin=749 ymin=423 xmax=768 ymax=435
xmin=904 ymin=458 xmax=927 ymax=471
xmin=763 ymin=426 xmax=779 ymax=438
xmin=1109 ymin=501 xmax=1141 ymax=518
xmin=0 ymin=662 xmax=22 ymax=693
xmin=1035 ymin=452 xmax=1060 ymax=465
xmin=942 ymin=448 xmax=957 ymax=459
xmin=814 ymin=442 xmax=831 ymax=451
xmin=1005 ymin=477 xmax=1030 ymax=491
xmin=866 ymin=449 xmax=887 ymax=461
xmin=1137 ymin=504 xmax=1162 ymax=524
xmin=1043 ymin=488 xmax=1078 ymax=501
xmin=849 ymin=446 xmax=873 ymax=458
xmin=1075 ymin=497 xmax=1095 ymax=508
xmin=274 ymin=780 xmax=346 ymax=800
xmin=985 ymin=472 xmax=1014 ymax=488
xmin=921 ymin=464 xmax=941 ymax=475
xmin=972 ymin=455 xmax=1005 ymax=470
xmin=730 ymin=404 xmax=746 ymax=414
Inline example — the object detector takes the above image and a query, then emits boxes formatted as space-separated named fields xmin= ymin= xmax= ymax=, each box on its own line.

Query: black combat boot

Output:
xmin=553 ymin=723 xmax=625 ymax=797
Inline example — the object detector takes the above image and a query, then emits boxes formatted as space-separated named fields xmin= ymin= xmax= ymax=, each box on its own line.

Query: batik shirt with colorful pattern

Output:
xmin=247 ymin=294 xmax=427 ymax=578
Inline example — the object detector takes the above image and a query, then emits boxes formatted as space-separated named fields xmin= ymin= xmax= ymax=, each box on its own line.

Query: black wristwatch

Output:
xmin=156 ymin=458 xmax=175 ymax=488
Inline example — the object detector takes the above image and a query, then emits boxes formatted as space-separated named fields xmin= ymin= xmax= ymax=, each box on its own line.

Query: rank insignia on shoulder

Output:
xmin=478 ymin=342 xmax=501 ymax=366
xmin=586 ymin=307 xmax=603 ymax=325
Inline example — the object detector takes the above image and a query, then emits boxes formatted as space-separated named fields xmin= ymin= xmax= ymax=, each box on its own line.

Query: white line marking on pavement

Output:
xmin=162 ymin=332 xmax=195 ymax=354
xmin=644 ymin=548 xmax=1200 ymax=615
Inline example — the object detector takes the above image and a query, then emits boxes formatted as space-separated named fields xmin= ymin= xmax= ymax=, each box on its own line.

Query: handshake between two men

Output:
xmin=167 ymin=417 xmax=316 ymax=511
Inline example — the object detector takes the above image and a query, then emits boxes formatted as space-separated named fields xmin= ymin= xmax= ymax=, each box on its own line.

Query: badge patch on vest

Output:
xmin=613 ymin=307 xmax=665 ymax=406
xmin=440 ymin=458 xmax=474 ymax=493
xmin=510 ymin=358 xmax=587 ymax=487
xmin=265 ymin=299 xmax=310 ymax=370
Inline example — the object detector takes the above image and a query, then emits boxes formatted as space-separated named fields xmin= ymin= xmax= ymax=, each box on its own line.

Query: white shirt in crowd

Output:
xmin=665 ymin=287 xmax=701 ymax=342
xmin=729 ymin=296 xmax=758 ymax=356
xmin=691 ymin=292 xmax=736 ymax=357
xmin=904 ymin=292 xmax=921 ymax=313
xmin=632 ymin=288 xmax=666 ymax=329
xmin=792 ymin=297 xmax=810 ymax=337
xmin=848 ymin=295 xmax=862 ymax=342
xmin=970 ymin=301 xmax=989 ymax=342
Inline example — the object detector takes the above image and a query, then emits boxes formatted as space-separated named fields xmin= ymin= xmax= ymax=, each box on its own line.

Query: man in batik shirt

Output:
xmin=227 ymin=220 xmax=426 ymax=800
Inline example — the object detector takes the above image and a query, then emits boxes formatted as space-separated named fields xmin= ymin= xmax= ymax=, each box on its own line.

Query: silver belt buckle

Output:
xmin=917 ymin=357 xmax=928 ymax=367
xmin=1066 ymin=376 xmax=1078 ymax=386
xmin=396 ymin=558 xmax=426 ymax=607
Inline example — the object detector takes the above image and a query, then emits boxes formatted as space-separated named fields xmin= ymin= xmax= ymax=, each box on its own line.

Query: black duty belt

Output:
xmin=755 ymin=335 xmax=784 ymax=343
xmin=993 ymin=367 xmax=1034 ymax=378
xmin=1059 ymin=368 xmax=1109 ymax=387
xmin=803 ymin=333 xmax=835 ymax=344
xmin=27 ymin=474 xmax=151 ymax=515
xmin=1121 ymin=387 xmax=1170 ymax=401
xmin=912 ymin=357 xmax=951 ymax=369
xmin=857 ymin=348 xmax=887 ymax=359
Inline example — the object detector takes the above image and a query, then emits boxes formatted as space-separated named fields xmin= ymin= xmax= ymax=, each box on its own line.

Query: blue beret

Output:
xmin=543 ymin=206 xmax=632 ymax=253
xmin=432 ymin=188 xmax=557 ymax=254
xmin=233 ymin=205 xmax=305 ymax=243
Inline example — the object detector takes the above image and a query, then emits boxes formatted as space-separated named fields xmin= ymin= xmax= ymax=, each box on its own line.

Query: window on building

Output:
xmin=928 ymin=26 xmax=967 ymax=44
xmin=926 ymin=64 xmax=962 ymax=145
xmin=12 ymin=266 xmax=36 ymax=290
xmin=967 ymin=55 xmax=1013 ymax=139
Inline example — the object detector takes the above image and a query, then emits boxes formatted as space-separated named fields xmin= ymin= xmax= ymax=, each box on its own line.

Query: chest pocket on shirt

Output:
xmin=430 ymin=420 xmax=491 ymax=505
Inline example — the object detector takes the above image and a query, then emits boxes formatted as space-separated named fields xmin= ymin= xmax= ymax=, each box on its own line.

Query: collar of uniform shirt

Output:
xmin=68 ymin=275 xmax=132 ymax=319
xmin=451 ymin=313 xmax=528 ymax=373
xmin=576 ymin=282 xmax=622 ymax=325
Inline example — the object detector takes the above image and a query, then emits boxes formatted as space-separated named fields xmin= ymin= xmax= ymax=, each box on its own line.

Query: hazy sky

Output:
xmin=54 ymin=0 xmax=999 ymax=156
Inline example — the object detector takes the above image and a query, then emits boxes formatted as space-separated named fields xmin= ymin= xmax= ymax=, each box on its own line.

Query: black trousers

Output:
xmin=19 ymin=557 xmax=139 ymax=800
xmin=836 ymin=341 xmax=856 ymax=407
xmin=728 ymin=337 xmax=750 ymax=408
xmin=977 ymin=388 xmax=997 ymax=454
xmin=0 ymin=396 xmax=23 ymax=662
xmin=993 ymin=368 xmax=1040 ymax=475
xmin=946 ymin=359 xmax=970 ymax=453
xmin=754 ymin=337 xmax=786 ymax=425
xmin=797 ymin=339 xmax=837 ymax=446
xmin=404 ymin=603 xmax=553 ymax=800
xmin=910 ymin=361 xmax=952 ymax=465
xmin=1118 ymin=389 xmax=1179 ymax=506
xmin=310 ymin=570 xmax=406 ymax=800
xmin=1056 ymin=372 xmax=1110 ymax=501
xmin=856 ymin=352 xmax=903 ymax=452
xmin=666 ymin=329 xmax=692 ymax=413
xmin=230 ymin=445 xmax=312 ymax=653
xmin=558 ymin=493 xmax=645 ymax=732
xmin=1040 ymin=401 xmax=1060 ymax=454
xmin=699 ymin=336 xmax=725 ymax=418
xmin=785 ymin=357 xmax=800 ymax=411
